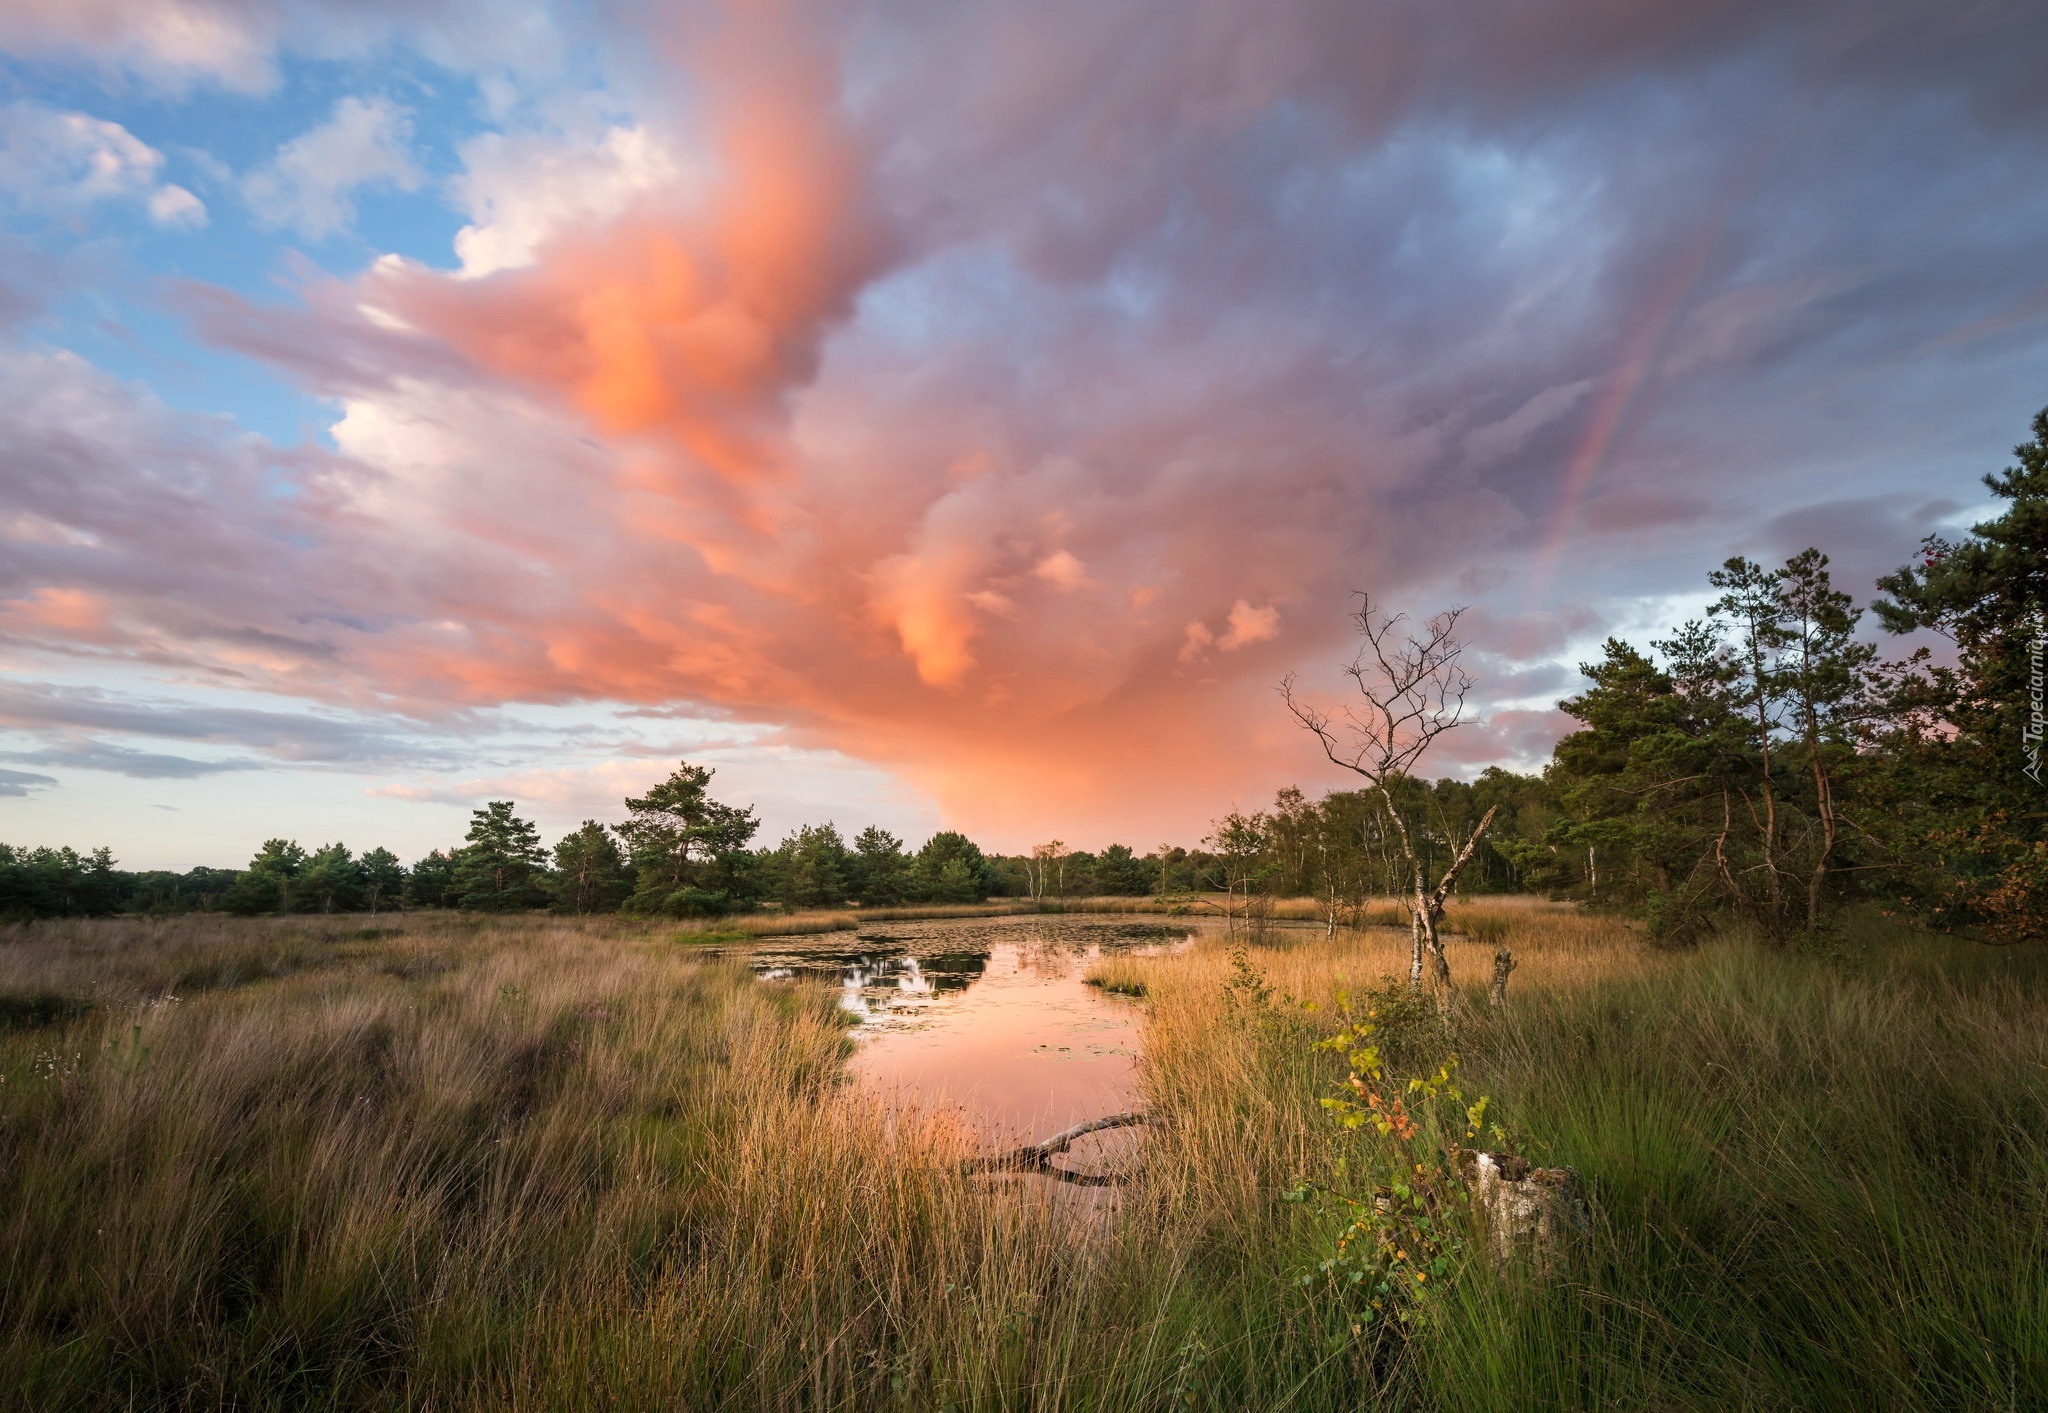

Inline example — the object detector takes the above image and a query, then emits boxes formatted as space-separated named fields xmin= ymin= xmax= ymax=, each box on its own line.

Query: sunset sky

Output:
xmin=2 ymin=0 xmax=2045 ymax=869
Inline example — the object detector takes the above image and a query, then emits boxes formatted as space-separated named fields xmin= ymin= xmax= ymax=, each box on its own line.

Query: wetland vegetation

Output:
xmin=2 ymin=903 xmax=2043 ymax=1409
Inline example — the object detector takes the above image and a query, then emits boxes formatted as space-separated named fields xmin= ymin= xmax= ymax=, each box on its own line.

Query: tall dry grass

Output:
xmin=0 ymin=913 xmax=1366 ymax=1409
xmin=3 ymin=904 xmax=2044 ymax=1407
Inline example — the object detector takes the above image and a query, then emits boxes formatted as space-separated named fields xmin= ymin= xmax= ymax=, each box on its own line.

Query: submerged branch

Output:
xmin=961 ymin=1111 xmax=1148 ymax=1183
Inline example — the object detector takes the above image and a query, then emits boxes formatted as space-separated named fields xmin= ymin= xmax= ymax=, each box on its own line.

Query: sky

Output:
xmin=0 ymin=0 xmax=2044 ymax=870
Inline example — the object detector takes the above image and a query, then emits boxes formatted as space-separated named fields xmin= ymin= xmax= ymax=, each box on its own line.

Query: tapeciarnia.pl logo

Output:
xmin=2026 ymin=607 xmax=2045 ymax=786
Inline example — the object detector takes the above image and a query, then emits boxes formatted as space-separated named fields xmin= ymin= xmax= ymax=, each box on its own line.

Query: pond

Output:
xmin=738 ymin=914 xmax=1214 ymax=1147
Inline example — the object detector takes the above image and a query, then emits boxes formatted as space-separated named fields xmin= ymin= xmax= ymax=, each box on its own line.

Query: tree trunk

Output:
xmin=1455 ymin=1150 xmax=1589 ymax=1268
xmin=1713 ymin=787 xmax=1739 ymax=902
xmin=1422 ymin=804 xmax=1500 ymax=1002
xmin=1753 ymin=687 xmax=1783 ymax=922
xmin=1488 ymin=947 xmax=1515 ymax=1010
xmin=1805 ymin=712 xmax=1835 ymax=933
xmin=962 ymin=1112 xmax=1147 ymax=1182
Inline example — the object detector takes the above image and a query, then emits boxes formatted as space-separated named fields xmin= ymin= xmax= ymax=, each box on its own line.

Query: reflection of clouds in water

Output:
xmin=742 ymin=918 xmax=1199 ymax=1033
xmin=838 ymin=955 xmax=945 ymax=1020
xmin=745 ymin=915 xmax=1219 ymax=1147
xmin=749 ymin=946 xmax=993 ymax=1026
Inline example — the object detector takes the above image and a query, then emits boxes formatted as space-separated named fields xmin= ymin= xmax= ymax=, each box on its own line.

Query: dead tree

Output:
xmin=1455 ymin=1149 xmax=1589 ymax=1267
xmin=1488 ymin=947 xmax=1516 ymax=1010
xmin=1282 ymin=594 xmax=1500 ymax=1000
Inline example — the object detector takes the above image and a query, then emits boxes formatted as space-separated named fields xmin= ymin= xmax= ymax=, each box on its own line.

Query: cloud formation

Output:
xmin=0 ymin=101 xmax=204 ymax=228
xmin=0 ymin=0 xmax=563 ymax=93
xmin=3 ymin=0 xmax=2048 ymax=846
xmin=0 ymin=767 xmax=58 ymax=799
xmin=243 ymin=96 xmax=422 ymax=239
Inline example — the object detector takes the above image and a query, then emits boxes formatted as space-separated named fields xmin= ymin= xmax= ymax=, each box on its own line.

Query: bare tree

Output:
xmin=1281 ymin=594 xmax=1499 ymax=997
xmin=1027 ymin=840 xmax=1066 ymax=902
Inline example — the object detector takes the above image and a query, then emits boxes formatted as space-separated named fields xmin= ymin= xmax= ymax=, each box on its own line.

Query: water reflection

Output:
xmin=745 ymin=939 xmax=992 ymax=1022
xmin=735 ymin=916 xmax=1205 ymax=1144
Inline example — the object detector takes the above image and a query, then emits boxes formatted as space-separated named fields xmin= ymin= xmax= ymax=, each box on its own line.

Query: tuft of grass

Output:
xmin=1082 ymin=959 xmax=1150 ymax=997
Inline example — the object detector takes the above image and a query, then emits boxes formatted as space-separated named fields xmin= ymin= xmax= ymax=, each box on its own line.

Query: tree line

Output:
xmin=1240 ymin=403 xmax=2048 ymax=946
xmin=1531 ymin=406 xmax=2048 ymax=942
xmin=0 ymin=760 xmax=1216 ymax=920
xmin=0 ymin=772 xmax=1542 ymax=923
xmin=7 ymin=408 xmax=2042 ymax=941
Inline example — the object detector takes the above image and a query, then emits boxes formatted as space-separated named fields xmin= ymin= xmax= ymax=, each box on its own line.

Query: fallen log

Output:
xmin=961 ymin=1111 xmax=1148 ymax=1184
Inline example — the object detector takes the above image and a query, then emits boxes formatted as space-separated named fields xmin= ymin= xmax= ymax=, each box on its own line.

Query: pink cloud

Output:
xmin=8 ymin=0 xmax=2043 ymax=849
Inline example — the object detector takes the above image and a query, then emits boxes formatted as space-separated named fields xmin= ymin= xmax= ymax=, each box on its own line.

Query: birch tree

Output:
xmin=1281 ymin=595 xmax=1498 ymax=996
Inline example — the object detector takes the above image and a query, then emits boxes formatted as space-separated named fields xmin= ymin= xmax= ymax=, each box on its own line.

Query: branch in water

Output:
xmin=961 ymin=1111 xmax=1148 ymax=1182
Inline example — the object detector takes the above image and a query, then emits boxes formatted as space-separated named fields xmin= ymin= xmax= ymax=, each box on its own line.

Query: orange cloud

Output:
xmin=8 ymin=586 xmax=110 ymax=635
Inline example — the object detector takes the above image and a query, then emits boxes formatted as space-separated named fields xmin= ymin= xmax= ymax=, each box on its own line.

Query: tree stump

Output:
xmin=1488 ymin=946 xmax=1516 ymax=1010
xmin=1456 ymin=1149 xmax=1588 ymax=1266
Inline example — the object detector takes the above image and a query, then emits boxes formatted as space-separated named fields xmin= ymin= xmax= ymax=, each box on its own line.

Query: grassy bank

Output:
xmin=0 ymin=907 xmax=2041 ymax=1407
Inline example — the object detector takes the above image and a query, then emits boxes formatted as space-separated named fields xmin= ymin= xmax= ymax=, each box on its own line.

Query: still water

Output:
xmin=738 ymin=914 xmax=1210 ymax=1144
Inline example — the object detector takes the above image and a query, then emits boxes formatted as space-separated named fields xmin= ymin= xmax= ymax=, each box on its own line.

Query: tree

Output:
xmin=849 ymin=826 xmax=910 ymax=904
xmin=359 ymin=848 xmax=406 ymax=916
xmin=0 ymin=844 xmax=123 ymax=919
xmin=1775 ymin=549 xmax=1877 ymax=930
xmin=1550 ymin=635 xmax=1750 ymax=935
xmin=121 ymin=864 xmax=237 ymax=916
xmin=1026 ymin=840 xmax=1066 ymax=901
xmin=1873 ymin=405 xmax=2048 ymax=940
xmin=451 ymin=802 xmax=549 ymax=912
xmin=1201 ymin=809 xmax=1271 ymax=931
xmin=1708 ymin=556 xmax=1793 ymax=922
xmin=770 ymin=824 xmax=851 ymax=909
xmin=1548 ymin=549 xmax=1898 ymax=939
xmin=300 ymin=843 xmax=362 ymax=914
xmin=1282 ymin=595 xmax=1499 ymax=994
xmin=551 ymin=822 xmax=629 ymax=914
xmin=912 ymin=831 xmax=993 ymax=903
xmin=406 ymin=849 xmax=457 ymax=909
xmin=222 ymin=839 xmax=308 ymax=915
xmin=1094 ymin=843 xmax=1151 ymax=896
xmin=616 ymin=763 xmax=759 ymax=917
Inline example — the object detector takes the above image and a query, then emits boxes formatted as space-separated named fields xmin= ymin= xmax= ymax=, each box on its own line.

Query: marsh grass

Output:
xmin=1098 ymin=907 xmax=2048 ymax=1408
xmin=1 ymin=906 xmax=2043 ymax=1408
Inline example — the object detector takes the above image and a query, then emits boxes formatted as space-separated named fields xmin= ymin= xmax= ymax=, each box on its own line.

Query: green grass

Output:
xmin=1428 ymin=927 xmax=2048 ymax=1408
xmin=0 ymin=907 xmax=2041 ymax=1408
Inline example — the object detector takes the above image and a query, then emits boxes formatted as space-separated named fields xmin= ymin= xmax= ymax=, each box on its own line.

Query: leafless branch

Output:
xmin=1279 ymin=593 xmax=1473 ymax=789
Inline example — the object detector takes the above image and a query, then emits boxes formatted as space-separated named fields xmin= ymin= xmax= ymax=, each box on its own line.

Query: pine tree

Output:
xmin=451 ymin=803 xmax=549 ymax=912
xmin=912 ymin=832 xmax=993 ymax=903
xmin=771 ymin=824 xmax=850 ymax=909
xmin=222 ymin=839 xmax=307 ymax=915
xmin=359 ymin=847 xmax=407 ymax=916
xmin=616 ymin=764 xmax=759 ymax=917
xmin=1873 ymin=405 xmax=2048 ymax=938
xmin=300 ymin=843 xmax=362 ymax=914
xmin=551 ymin=822 xmax=629 ymax=914
xmin=406 ymin=849 xmax=457 ymax=909
xmin=849 ymin=826 xmax=908 ymax=904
